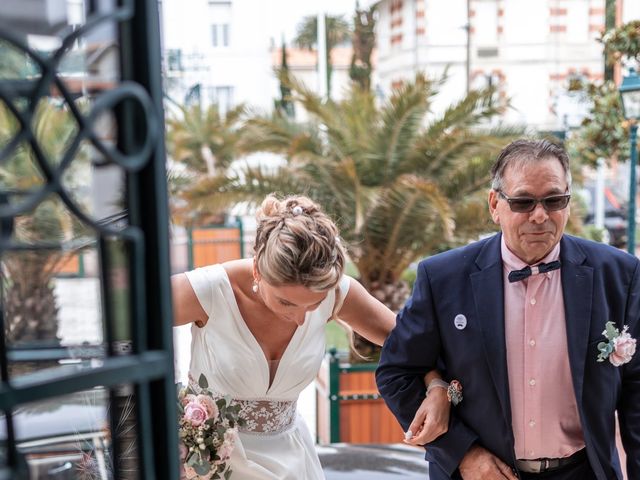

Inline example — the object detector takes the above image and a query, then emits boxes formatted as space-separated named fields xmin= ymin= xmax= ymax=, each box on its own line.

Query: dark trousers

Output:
xmin=428 ymin=454 xmax=599 ymax=480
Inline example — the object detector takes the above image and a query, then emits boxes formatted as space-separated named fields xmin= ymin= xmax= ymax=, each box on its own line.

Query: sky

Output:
xmin=265 ymin=0 xmax=360 ymax=45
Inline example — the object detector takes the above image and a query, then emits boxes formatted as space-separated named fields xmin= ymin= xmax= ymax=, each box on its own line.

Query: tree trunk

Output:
xmin=3 ymin=251 xmax=61 ymax=345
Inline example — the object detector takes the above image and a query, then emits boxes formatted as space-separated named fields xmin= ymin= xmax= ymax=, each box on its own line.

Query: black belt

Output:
xmin=515 ymin=448 xmax=587 ymax=474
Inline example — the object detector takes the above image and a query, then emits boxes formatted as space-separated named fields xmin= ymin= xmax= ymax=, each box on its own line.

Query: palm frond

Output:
xmin=182 ymin=67 xmax=514 ymax=286
xmin=357 ymin=175 xmax=454 ymax=282
xmin=439 ymin=129 xmax=524 ymax=197
xmin=402 ymin=93 xmax=514 ymax=181
xmin=428 ymin=86 xmax=504 ymax=138
xmin=296 ymin=156 xmax=364 ymax=236
xmin=293 ymin=15 xmax=351 ymax=51
xmin=451 ymin=192 xmax=497 ymax=244
xmin=166 ymin=103 xmax=249 ymax=176
xmin=243 ymin=113 xmax=323 ymax=157
xmin=366 ymin=73 xmax=434 ymax=185
xmin=179 ymin=163 xmax=304 ymax=218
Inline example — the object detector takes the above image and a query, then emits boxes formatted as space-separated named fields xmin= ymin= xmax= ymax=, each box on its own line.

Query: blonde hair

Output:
xmin=254 ymin=194 xmax=361 ymax=355
xmin=254 ymin=194 xmax=346 ymax=293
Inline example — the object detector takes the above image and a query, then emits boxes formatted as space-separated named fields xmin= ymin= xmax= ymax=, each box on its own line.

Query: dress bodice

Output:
xmin=187 ymin=264 xmax=349 ymax=401
xmin=184 ymin=264 xmax=350 ymax=479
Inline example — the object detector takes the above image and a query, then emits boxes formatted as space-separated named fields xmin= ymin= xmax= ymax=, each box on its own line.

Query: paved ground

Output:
xmin=318 ymin=444 xmax=428 ymax=479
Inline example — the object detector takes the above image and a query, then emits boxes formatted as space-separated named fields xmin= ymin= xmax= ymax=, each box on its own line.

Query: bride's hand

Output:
xmin=403 ymin=386 xmax=450 ymax=446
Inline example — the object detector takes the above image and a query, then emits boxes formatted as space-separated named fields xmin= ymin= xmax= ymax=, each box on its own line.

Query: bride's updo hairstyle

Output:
xmin=253 ymin=194 xmax=346 ymax=292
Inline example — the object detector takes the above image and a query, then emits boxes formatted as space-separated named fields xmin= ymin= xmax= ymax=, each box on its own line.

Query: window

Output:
xmin=477 ymin=47 xmax=499 ymax=58
xmin=208 ymin=1 xmax=231 ymax=47
xmin=208 ymin=86 xmax=234 ymax=115
xmin=211 ymin=23 xmax=229 ymax=47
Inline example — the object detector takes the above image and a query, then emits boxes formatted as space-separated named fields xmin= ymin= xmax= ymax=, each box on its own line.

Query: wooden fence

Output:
xmin=316 ymin=349 xmax=403 ymax=444
xmin=187 ymin=225 xmax=244 ymax=269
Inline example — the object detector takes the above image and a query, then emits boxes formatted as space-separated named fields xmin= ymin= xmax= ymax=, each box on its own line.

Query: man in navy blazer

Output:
xmin=376 ymin=139 xmax=639 ymax=480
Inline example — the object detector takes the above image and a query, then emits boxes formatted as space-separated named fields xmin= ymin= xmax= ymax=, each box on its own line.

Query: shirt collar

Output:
xmin=501 ymin=236 xmax=561 ymax=275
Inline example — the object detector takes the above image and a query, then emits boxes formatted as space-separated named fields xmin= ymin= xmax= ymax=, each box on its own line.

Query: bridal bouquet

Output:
xmin=177 ymin=374 xmax=244 ymax=479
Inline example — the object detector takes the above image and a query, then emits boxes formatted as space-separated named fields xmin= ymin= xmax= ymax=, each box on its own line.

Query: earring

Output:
xmin=252 ymin=281 xmax=258 ymax=293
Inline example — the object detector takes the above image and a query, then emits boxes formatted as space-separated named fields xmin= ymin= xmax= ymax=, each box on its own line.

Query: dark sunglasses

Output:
xmin=497 ymin=191 xmax=571 ymax=213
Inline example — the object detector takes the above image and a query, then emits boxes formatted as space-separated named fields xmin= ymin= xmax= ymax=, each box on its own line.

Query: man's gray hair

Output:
xmin=490 ymin=139 xmax=572 ymax=192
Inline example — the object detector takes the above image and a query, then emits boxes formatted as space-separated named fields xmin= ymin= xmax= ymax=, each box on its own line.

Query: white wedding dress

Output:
xmin=185 ymin=264 xmax=350 ymax=480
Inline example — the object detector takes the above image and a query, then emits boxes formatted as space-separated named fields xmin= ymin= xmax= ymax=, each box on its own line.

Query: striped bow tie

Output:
xmin=508 ymin=260 xmax=561 ymax=283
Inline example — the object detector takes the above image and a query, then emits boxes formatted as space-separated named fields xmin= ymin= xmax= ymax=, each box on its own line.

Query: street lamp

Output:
xmin=619 ymin=69 xmax=640 ymax=255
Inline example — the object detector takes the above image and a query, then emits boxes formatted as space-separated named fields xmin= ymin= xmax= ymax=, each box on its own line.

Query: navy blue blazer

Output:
xmin=376 ymin=233 xmax=640 ymax=480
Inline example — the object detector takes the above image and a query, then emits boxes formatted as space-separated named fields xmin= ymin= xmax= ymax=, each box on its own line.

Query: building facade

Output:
xmin=161 ymin=0 xmax=274 ymax=113
xmin=371 ymin=0 xmax=640 ymax=131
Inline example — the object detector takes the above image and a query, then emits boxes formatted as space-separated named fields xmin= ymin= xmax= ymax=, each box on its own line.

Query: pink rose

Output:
xmin=184 ymin=401 xmax=209 ymax=426
xmin=216 ymin=443 xmax=234 ymax=463
xmin=610 ymin=332 xmax=637 ymax=366
xmin=181 ymin=394 xmax=196 ymax=407
xmin=196 ymin=395 xmax=219 ymax=421
xmin=182 ymin=465 xmax=197 ymax=480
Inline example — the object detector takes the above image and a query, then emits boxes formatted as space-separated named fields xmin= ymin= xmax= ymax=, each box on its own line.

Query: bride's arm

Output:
xmin=404 ymin=373 xmax=450 ymax=445
xmin=337 ymin=277 xmax=450 ymax=443
xmin=335 ymin=277 xmax=395 ymax=346
xmin=171 ymin=273 xmax=208 ymax=327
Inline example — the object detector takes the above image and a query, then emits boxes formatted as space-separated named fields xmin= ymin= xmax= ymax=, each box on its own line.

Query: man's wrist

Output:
xmin=426 ymin=378 xmax=449 ymax=395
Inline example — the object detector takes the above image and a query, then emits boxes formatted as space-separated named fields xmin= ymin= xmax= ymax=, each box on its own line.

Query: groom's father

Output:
xmin=376 ymin=139 xmax=639 ymax=479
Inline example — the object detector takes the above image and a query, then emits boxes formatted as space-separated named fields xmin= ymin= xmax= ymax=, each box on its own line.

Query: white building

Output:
xmin=369 ymin=0 xmax=640 ymax=132
xmin=160 ymin=0 xmax=356 ymax=116
xmin=160 ymin=0 xmax=275 ymax=114
xmin=270 ymin=45 xmax=355 ymax=121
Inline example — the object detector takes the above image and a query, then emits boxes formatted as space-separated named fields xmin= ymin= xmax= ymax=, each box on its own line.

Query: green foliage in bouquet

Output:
xmin=177 ymin=374 xmax=245 ymax=480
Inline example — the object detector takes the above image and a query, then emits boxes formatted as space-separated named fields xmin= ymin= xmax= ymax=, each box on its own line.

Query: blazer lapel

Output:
xmin=560 ymin=236 xmax=593 ymax=408
xmin=470 ymin=234 xmax=512 ymax=427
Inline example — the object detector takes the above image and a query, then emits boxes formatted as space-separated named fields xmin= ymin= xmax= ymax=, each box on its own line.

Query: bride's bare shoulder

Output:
xmin=221 ymin=259 xmax=253 ymax=291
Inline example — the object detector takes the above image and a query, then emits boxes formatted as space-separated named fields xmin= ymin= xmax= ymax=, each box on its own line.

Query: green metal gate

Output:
xmin=0 ymin=1 xmax=177 ymax=479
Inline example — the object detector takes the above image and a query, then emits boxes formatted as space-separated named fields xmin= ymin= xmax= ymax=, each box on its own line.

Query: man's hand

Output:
xmin=404 ymin=387 xmax=449 ymax=446
xmin=459 ymin=445 xmax=517 ymax=480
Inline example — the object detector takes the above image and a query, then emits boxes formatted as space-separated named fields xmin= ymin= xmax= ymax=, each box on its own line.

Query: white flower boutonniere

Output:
xmin=597 ymin=321 xmax=637 ymax=366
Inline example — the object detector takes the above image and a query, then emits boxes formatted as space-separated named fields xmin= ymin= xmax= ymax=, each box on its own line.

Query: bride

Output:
xmin=172 ymin=194 xmax=450 ymax=479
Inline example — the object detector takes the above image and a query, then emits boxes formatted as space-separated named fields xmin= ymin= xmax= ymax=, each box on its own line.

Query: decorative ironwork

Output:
xmin=0 ymin=1 xmax=177 ymax=479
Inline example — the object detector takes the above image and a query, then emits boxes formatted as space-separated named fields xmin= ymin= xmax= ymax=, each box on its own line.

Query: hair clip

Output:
xmin=292 ymin=205 xmax=304 ymax=216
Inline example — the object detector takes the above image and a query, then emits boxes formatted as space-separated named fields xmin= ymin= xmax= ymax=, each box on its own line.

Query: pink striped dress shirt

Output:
xmin=501 ymin=238 xmax=585 ymax=460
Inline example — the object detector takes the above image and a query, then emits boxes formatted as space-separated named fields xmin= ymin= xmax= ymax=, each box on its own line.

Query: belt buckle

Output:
xmin=540 ymin=458 xmax=550 ymax=473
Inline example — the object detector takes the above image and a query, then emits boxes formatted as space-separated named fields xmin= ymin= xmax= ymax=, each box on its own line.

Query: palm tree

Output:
xmin=350 ymin=3 xmax=376 ymax=91
xmin=276 ymin=37 xmax=295 ymax=118
xmin=294 ymin=14 xmax=351 ymax=99
xmin=0 ymin=100 xmax=88 ymax=346
xmin=180 ymin=73 xmax=521 ymax=360
xmin=166 ymin=102 xmax=248 ymax=226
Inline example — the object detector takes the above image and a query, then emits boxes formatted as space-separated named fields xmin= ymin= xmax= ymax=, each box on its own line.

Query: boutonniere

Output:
xmin=597 ymin=321 xmax=637 ymax=366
